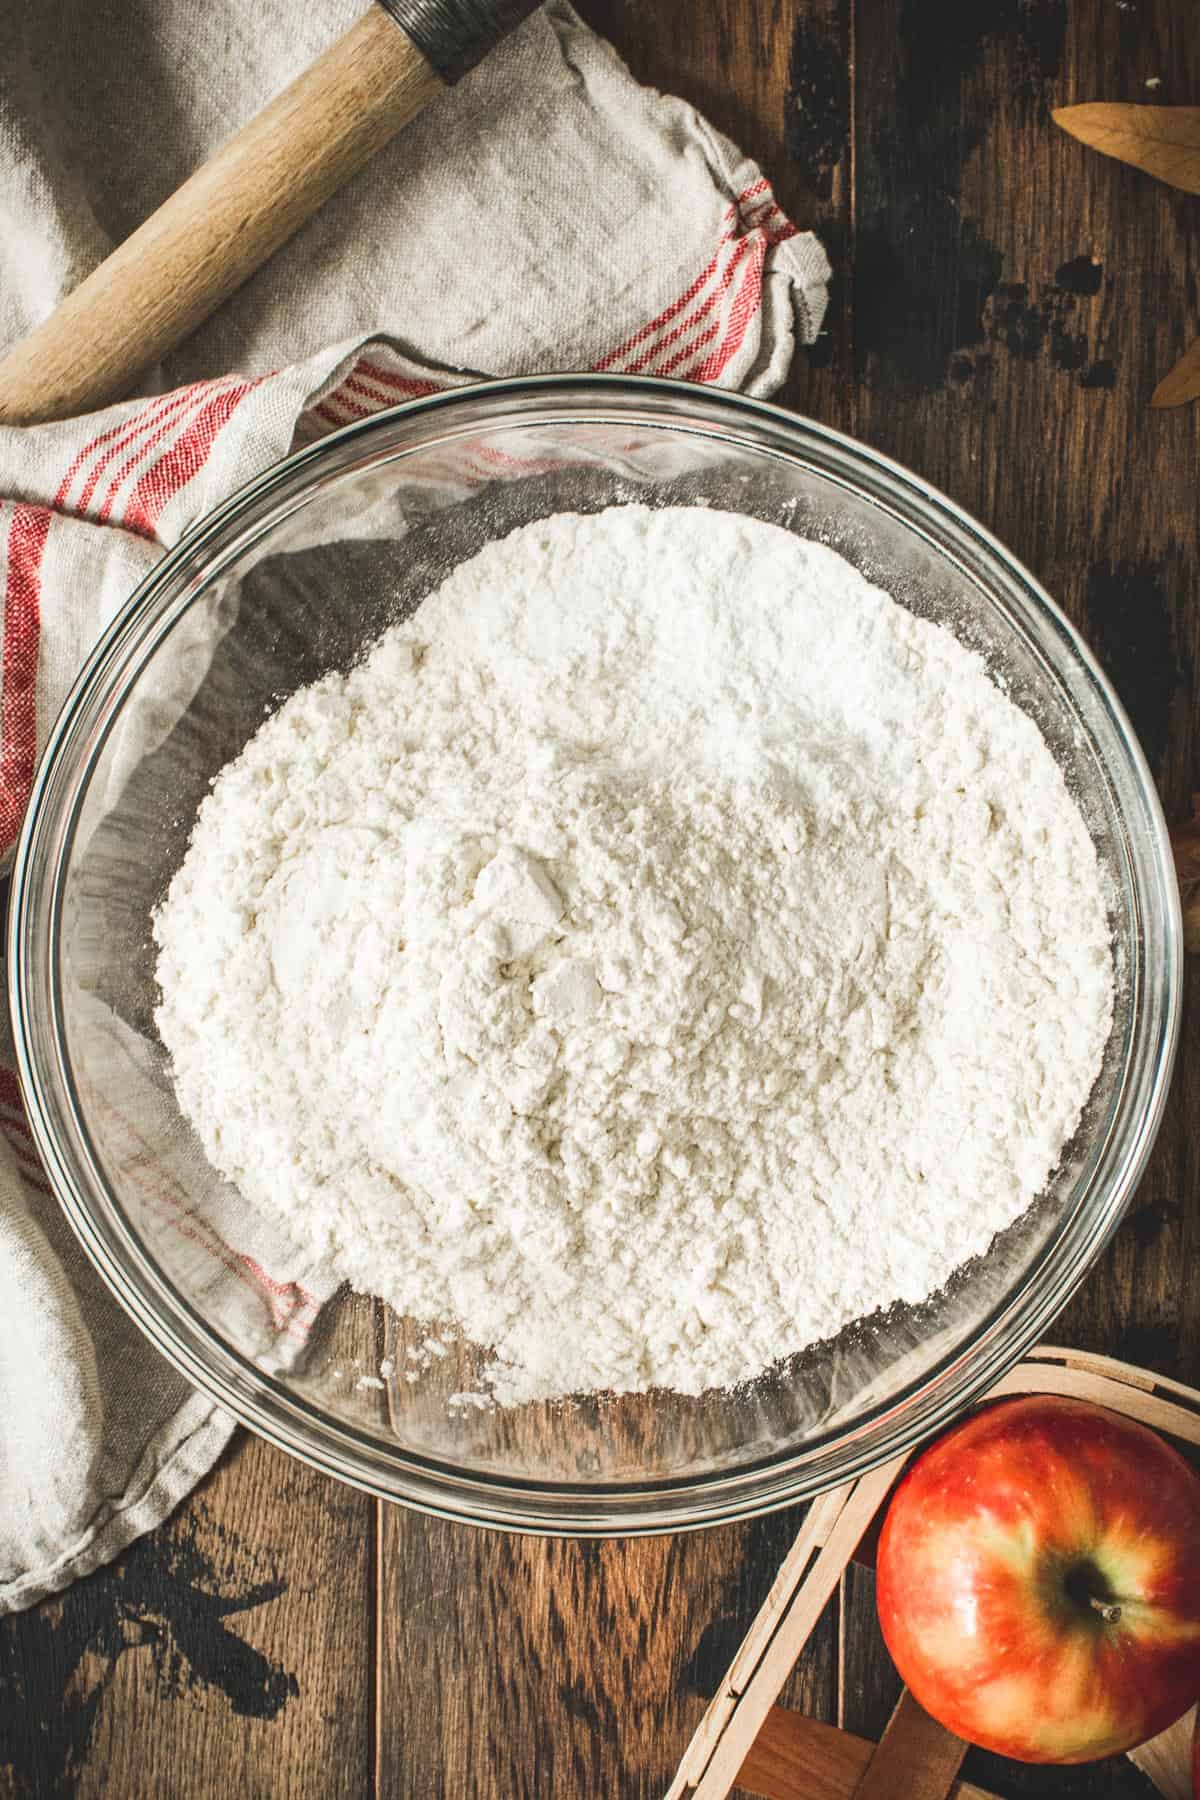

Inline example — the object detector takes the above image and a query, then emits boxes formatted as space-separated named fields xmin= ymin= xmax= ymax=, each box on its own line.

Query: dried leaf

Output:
xmin=1170 ymin=797 xmax=1200 ymax=952
xmin=1153 ymin=337 xmax=1200 ymax=408
xmin=1053 ymin=104 xmax=1200 ymax=194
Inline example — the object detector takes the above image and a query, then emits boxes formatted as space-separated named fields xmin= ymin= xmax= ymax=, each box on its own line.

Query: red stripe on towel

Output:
xmin=592 ymin=206 xmax=738 ymax=373
xmin=0 ymin=505 xmax=51 ymax=853
xmin=122 ymin=382 xmax=254 ymax=538
xmin=687 ymin=233 xmax=769 ymax=384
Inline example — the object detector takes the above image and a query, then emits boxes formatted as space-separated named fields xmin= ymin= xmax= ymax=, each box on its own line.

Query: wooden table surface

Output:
xmin=3 ymin=2 xmax=1199 ymax=1795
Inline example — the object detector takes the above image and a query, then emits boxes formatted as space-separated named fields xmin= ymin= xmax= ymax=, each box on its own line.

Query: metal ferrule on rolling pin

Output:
xmin=378 ymin=0 xmax=541 ymax=83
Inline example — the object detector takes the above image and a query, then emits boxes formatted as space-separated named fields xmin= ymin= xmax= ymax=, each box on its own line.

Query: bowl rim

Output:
xmin=8 ymin=371 xmax=1184 ymax=1534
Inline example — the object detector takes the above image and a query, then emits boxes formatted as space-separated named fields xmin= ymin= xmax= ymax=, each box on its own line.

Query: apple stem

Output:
xmin=1089 ymin=1595 xmax=1122 ymax=1624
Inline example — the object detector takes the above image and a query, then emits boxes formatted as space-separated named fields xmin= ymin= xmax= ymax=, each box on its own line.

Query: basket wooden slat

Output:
xmin=849 ymin=1692 xmax=968 ymax=1799
xmin=734 ymin=1706 xmax=1000 ymax=1800
xmin=668 ymin=1346 xmax=1200 ymax=1800
xmin=670 ymin=1486 xmax=854 ymax=1788
xmin=666 ymin=1460 xmax=902 ymax=1800
xmin=1127 ymin=1706 xmax=1197 ymax=1800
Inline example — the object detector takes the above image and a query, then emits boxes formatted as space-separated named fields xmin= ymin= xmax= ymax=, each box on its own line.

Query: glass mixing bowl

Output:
xmin=10 ymin=376 xmax=1181 ymax=1532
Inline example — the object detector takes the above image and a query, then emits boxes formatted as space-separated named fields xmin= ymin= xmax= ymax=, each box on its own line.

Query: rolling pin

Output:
xmin=0 ymin=0 xmax=540 ymax=426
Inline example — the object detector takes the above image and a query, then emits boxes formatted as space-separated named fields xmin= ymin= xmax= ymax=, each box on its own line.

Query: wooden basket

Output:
xmin=667 ymin=1346 xmax=1200 ymax=1800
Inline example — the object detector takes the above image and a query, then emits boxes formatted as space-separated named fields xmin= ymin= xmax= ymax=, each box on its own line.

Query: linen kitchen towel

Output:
xmin=0 ymin=0 xmax=829 ymax=1609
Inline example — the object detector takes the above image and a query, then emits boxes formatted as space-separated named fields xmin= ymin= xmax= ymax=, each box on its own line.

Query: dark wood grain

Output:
xmin=840 ymin=5 xmax=1200 ymax=1789
xmin=0 ymin=1307 xmax=376 ymax=1800
xmin=80 ymin=1438 xmax=374 ymax=1800
xmin=4 ymin=3 xmax=1200 ymax=1796
xmin=838 ymin=1564 xmax=899 ymax=1749
xmin=376 ymin=1504 xmax=835 ymax=1799
xmin=849 ymin=0 xmax=1200 ymax=1394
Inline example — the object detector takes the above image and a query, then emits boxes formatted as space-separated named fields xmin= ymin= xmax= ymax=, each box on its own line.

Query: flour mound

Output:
xmin=154 ymin=506 xmax=1114 ymax=1404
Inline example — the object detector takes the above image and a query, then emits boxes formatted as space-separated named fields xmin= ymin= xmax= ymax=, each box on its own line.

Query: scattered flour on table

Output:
xmin=153 ymin=505 xmax=1114 ymax=1405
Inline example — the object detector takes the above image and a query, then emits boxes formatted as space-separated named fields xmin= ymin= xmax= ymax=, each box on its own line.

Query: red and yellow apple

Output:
xmin=875 ymin=1394 xmax=1200 ymax=1763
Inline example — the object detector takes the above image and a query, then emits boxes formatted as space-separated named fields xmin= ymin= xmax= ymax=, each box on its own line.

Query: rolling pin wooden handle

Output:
xmin=0 ymin=8 xmax=441 ymax=427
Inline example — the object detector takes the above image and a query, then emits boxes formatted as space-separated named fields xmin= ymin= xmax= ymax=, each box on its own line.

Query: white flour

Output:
xmin=154 ymin=506 xmax=1114 ymax=1404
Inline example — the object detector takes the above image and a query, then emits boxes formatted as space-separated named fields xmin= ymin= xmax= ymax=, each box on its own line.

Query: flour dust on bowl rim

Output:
xmin=9 ymin=375 xmax=1182 ymax=1535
